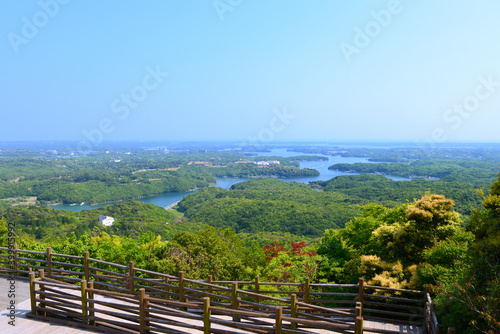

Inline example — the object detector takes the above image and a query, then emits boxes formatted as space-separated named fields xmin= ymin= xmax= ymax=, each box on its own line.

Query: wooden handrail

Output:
xmin=11 ymin=246 xmax=445 ymax=333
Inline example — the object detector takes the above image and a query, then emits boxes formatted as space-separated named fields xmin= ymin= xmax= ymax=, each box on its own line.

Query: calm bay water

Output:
xmin=51 ymin=149 xmax=409 ymax=212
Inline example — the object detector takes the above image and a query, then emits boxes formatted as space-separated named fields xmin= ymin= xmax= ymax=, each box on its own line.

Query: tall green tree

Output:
xmin=435 ymin=174 xmax=500 ymax=333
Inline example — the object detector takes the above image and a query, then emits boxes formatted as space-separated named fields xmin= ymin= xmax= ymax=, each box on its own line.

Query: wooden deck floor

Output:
xmin=0 ymin=276 xmax=30 ymax=309
xmin=0 ymin=277 xmax=422 ymax=334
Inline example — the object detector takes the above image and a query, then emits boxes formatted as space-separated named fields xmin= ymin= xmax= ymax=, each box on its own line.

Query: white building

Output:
xmin=99 ymin=214 xmax=115 ymax=227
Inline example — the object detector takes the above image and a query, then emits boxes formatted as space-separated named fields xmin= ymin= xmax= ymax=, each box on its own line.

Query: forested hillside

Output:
xmin=177 ymin=178 xmax=364 ymax=236
xmin=313 ymin=174 xmax=483 ymax=215
xmin=3 ymin=174 xmax=499 ymax=332
xmin=1 ymin=200 xmax=205 ymax=240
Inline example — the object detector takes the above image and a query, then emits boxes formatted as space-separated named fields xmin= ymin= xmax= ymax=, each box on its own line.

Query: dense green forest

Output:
xmin=2 ymin=175 xmax=499 ymax=332
xmin=313 ymin=174 xmax=483 ymax=216
xmin=1 ymin=200 xmax=206 ymax=240
xmin=1 ymin=143 xmax=500 ymax=332
xmin=177 ymin=178 xmax=363 ymax=236
xmin=188 ymin=163 xmax=319 ymax=178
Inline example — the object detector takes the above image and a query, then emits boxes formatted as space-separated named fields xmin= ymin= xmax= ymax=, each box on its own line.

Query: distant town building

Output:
xmin=99 ymin=214 xmax=115 ymax=227
xmin=236 ymin=160 xmax=280 ymax=166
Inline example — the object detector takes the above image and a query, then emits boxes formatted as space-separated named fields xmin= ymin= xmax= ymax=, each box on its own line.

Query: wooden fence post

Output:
xmin=448 ymin=328 xmax=456 ymax=334
xmin=255 ymin=276 xmax=260 ymax=305
xmin=232 ymin=282 xmax=240 ymax=322
xmin=139 ymin=288 xmax=147 ymax=334
xmin=84 ymin=251 xmax=90 ymax=282
xmin=145 ymin=293 xmax=150 ymax=334
xmin=355 ymin=316 xmax=364 ymax=334
xmin=208 ymin=275 xmax=213 ymax=294
xmin=29 ymin=272 xmax=36 ymax=315
xmin=203 ymin=297 xmax=211 ymax=334
xmin=38 ymin=269 xmax=46 ymax=316
xmin=179 ymin=271 xmax=186 ymax=310
xmin=356 ymin=301 xmax=363 ymax=318
xmin=275 ymin=307 xmax=282 ymax=334
xmin=304 ymin=277 xmax=310 ymax=304
xmin=291 ymin=294 xmax=298 ymax=330
xmin=47 ymin=247 xmax=53 ymax=278
xmin=355 ymin=302 xmax=364 ymax=334
xmin=129 ymin=261 xmax=135 ymax=294
xmin=81 ymin=279 xmax=87 ymax=324
xmin=88 ymin=281 xmax=95 ymax=326
xmin=358 ymin=278 xmax=365 ymax=305
xmin=13 ymin=243 xmax=18 ymax=276
xmin=165 ymin=277 xmax=170 ymax=299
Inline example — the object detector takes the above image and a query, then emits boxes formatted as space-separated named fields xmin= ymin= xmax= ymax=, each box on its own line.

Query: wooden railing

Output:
xmin=0 ymin=245 xmax=449 ymax=333
xmin=29 ymin=271 xmax=362 ymax=334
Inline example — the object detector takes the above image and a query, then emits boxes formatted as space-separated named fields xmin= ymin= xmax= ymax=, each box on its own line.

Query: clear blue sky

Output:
xmin=1 ymin=0 xmax=500 ymax=144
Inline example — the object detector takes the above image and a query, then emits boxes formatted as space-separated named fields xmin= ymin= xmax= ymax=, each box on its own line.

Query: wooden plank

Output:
xmin=145 ymin=315 xmax=204 ymax=330
xmin=90 ymin=280 xmax=130 ymax=293
xmin=210 ymin=316 xmax=275 ymax=332
xmin=147 ymin=295 xmax=198 ymax=308
xmin=210 ymin=307 xmax=273 ymax=319
xmin=51 ymin=261 xmax=85 ymax=269
xmin=87 ymin=288 xmax=137 ymax=300
xmin=38 ymin=290 xmax=81 ymax=301
xmin=88 ymin=315 xmax=141 ymax=331
xmin=310 ymin=283 xmax=358 ymax=288
xmin=35 ymin=280 xmax=81 ymax=290
xmin=309 ymin=292 xmax=358 ymax=297
xmin=12 ymin=249 xmax=47 ymax=255
xmin=145 ymin=322 xmax=197 ymax=334
xmin=87 ymin=306 xmax=140 ymax=322
xmin=88 ymin=258 xmax=129 ymax=269
xmin=296 ymin=301 xmax=353 ymax=317
xmin=148 ymin=306 xmax=204 ymax=321
xmin=133 ymin=267 xmax=177 ymax=279
xmin=88 ymin=298 xmax=140 ymax=313
xmin=87 ymin=266 xmax=128 ymax=277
